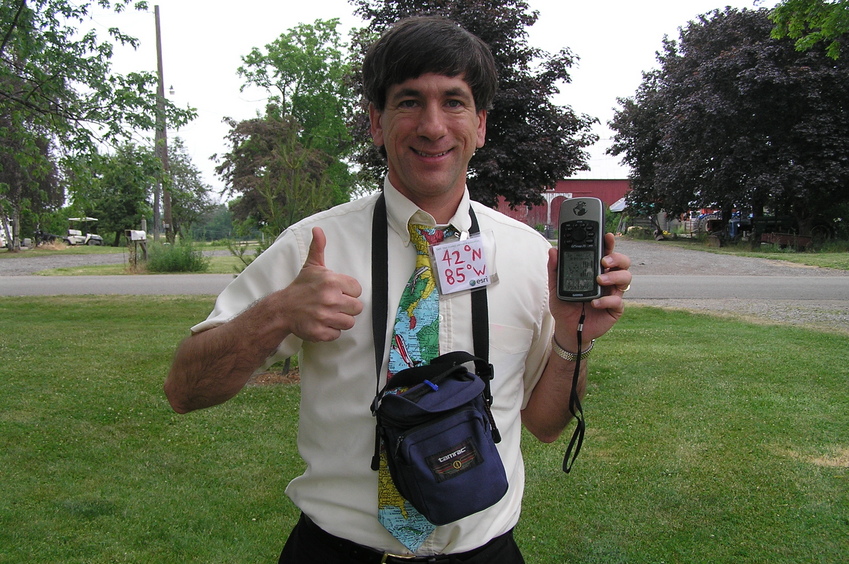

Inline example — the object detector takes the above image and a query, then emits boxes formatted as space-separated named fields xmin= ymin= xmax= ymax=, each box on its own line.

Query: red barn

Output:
xmin=496 ymin=179 xmax=631 ymax=228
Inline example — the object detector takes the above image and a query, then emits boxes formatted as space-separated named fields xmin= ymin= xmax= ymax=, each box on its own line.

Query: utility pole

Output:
xmin=154 ymin=5 xmax=172 ymax=242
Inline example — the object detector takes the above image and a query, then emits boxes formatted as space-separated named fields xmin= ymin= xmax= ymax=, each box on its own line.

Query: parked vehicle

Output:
xmin=63 ymin=229 xmax=104 ymax=246
xmin=64 ymin=217 xmax=104 ymax=246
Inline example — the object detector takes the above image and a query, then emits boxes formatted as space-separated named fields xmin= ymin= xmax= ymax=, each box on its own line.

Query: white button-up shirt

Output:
xmin=192 ymin=179 xmax=555 ymax=555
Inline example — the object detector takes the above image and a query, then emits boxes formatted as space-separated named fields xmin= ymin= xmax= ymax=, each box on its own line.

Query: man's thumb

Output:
xmin=304 ymin=227 xmax=326 ymax=268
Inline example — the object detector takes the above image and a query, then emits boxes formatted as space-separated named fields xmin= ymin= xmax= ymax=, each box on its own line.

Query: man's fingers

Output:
xmin=599 ymin=269 xmax=632 ymax=290
xmin=304 ymin=227 xmax=326 ymax=268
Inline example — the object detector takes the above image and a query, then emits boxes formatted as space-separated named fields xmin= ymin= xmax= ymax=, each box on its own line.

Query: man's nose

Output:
xmin=416 ymin=103 xmax=447 ymax=140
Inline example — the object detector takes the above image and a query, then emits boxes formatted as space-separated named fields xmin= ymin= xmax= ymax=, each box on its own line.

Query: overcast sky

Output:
xmin=92 ymin=0 xmax=778 ymax=194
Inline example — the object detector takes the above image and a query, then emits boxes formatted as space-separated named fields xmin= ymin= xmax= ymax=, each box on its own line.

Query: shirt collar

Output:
xmin=383 ymin=177 xmax=473 ymax=246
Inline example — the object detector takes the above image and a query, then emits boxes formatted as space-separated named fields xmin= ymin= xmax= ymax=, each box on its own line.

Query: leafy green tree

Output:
xmin=238 ymin=18 xmax=355 ymax=203
xmin=0 ymin=0 xmax=195 ymax=146
xmin=609 ymin=7 xmax=849 ymax=240
xmin=0 ymin=0 xmax=196 ymax=249
xmin=767 ymin=0 xmax=849 ymax=58
xmin=168 ymin=137 xmax=216 ymax=236
xmin=85 ymin=143 xmax=160 ymax=246
xmin=0 ymin=117 xmax=61 ymax=250
xmin=216 ymin=113 xmax=334 ymax=238
xmin=189 ymin=203 xmax=233 ymax=242
xmin=348 ymin=0 xmax=598 ymax=208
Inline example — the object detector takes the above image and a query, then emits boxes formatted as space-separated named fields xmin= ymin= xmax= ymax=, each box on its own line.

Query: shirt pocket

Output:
xmin=489 ymin=324 xmax=534 ymax=410
xmin=490 ymin=323 xmax=534 ymax=356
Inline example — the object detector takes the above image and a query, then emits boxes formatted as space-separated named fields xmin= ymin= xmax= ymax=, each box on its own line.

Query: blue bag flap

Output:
xmin=381 ymin=374 xmax=485 ymax=421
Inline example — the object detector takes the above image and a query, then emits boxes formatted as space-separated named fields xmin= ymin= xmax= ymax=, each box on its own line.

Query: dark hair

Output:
xmin=363 ymin=16 xmax=498 ymax=111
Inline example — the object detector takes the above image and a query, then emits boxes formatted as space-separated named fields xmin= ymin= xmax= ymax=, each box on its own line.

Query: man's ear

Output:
xmin=369 ymin=103 xmax=384 ymax=147
xmin=476 ymin=109 xmax=487 ymax=149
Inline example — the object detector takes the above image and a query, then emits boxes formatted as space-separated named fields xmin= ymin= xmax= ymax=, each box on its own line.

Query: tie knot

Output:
xmin=408 ymin=224 xmax=453 ymax=255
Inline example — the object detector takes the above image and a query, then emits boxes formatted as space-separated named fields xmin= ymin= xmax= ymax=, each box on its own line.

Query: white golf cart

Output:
xmin=64 ymin=217 xmax=104 ymax=246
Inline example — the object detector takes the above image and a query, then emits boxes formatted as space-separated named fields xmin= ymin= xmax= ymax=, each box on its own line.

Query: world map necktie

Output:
xmin=378 ymin=223 xmax=454 ymax=552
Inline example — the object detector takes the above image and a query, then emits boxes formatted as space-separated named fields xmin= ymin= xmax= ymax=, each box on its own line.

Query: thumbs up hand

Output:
xmin=302 ymin=225 xmax=328 ymax=269
xmin=280 ymin=227 xmax=364 ymax=342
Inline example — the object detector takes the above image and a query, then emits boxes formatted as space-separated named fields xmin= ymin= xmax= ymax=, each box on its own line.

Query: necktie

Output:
xmin=378 ymin=223 xmax=453 ymax=552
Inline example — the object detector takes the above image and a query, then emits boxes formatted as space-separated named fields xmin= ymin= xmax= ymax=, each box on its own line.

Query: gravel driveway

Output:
xmin=613 ymin=239 xmax=849 ymax=333
xmin=2 ymin=240 xmax=847 ymax=332
xmin=0 ymin=252 xmax=130 ymax=276
xmin=615 ymin=239 xmax=845 ymax=277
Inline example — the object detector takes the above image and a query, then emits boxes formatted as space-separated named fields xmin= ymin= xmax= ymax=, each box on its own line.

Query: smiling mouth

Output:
xmin=414 ymin=148 xmax=451 ymax=158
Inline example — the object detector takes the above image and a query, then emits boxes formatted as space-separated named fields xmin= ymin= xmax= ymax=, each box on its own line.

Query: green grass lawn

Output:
xmin=39 ymin=256 xmax=247 ymax=276
xmin=0 ymin=297 xmax=846 ymax=563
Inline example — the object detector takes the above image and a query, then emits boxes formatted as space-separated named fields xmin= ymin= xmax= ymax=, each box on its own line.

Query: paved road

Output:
xmin=0 ymin=273 xmax=234 ymax=296
xmin=631 ymin=274 xmax=848 ymax=300
xmin=2 ymin=271 xmax=846 ymax=300
xmin=2 ymin=240 xmax=847 ymax=331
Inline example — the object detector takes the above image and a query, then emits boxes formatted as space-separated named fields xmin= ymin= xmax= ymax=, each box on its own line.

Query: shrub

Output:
xmin=626 ymin=225 xmax=654 ymax=239
xmin=147 ymin=236 xmax=210 ymax=273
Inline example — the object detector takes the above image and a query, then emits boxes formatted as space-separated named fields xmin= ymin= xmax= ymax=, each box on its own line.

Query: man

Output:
xmin=165 ymin=16 xmax=632 ymax=563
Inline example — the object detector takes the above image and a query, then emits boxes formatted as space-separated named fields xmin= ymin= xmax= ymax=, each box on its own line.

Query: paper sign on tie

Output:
xmin=432 ymin=236 xmax=491 ymax=295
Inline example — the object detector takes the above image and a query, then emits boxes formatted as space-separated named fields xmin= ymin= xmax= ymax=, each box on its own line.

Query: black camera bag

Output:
xmin=370 ymin=352 xmax=506 ymax=525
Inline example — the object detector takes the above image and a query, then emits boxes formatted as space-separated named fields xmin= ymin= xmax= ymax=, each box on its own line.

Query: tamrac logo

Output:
xmin=427 ymin=439 xmax=481 ymax=482
xmin=437 ymin=447 xmax=468 ymax=464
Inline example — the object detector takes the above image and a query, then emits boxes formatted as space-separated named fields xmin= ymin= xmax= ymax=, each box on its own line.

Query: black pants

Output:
xmin=278 ymin=513 xmax=525 ymax=563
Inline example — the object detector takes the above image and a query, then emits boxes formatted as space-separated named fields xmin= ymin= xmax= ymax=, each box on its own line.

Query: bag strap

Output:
xmin=371 ymin=194 xmax=389 ymax=383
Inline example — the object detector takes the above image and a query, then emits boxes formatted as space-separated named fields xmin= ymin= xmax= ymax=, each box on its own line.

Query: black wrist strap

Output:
xmin=562 ymin=304 xmax=587 ymax=473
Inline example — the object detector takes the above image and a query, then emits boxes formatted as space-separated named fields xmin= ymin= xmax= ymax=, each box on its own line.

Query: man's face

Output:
xmin=369 ymin=73 xmax=487 ymax=216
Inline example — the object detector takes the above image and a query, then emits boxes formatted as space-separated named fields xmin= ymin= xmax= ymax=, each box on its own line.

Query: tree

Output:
xmin=0 ymin=0 xmax=195 ymax=249
xmin=238 ymin=18 xmax=356 ymax=203
xmin=85 ymin=143 xmax=160 ymax=246
xmin=348 ymin=0 xmax=598 ymax=208
xmin=767 ymin=0 xmax=849 ymax=58
xmin=608 ymin=7 xmax=849 ymax=240
xmin=216 ymin=113 xmax=335 ymax=237
xmin=167 ymin=136 xmax=216 ymax=236
xmin=189 ymin=203 xmax=233 ymax=242
xmin=0 ymin=117 xmax=61 ymax=250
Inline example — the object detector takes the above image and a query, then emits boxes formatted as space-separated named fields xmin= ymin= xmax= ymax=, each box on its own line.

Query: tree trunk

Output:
xmin=749 ymin=203 xmax=765 ymax=251
xmin=796 ymin=217 xmax=813 ymax=238
xmin=1 ymin=216 xmax=14 ymax=252
xmin=5 ymin=206 xmax=22 ymax=252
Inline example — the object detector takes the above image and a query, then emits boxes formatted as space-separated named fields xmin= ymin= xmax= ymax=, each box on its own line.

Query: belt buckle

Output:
xmin=380 ymin=553 xmax=418 ymax=563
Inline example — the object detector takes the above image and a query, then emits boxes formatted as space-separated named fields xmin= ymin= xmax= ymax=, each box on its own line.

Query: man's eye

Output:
xmin=446 ymin=100 xmax=465 ymax=109
xmin=398 ymin=100 xmax=418 ymax=108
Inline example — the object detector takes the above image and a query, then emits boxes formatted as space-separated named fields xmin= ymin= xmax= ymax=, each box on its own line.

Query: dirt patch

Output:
xmin=248 ymin=368 xmax=300 ymax=386
xmin=772 ymin=446 xmax=849 ymax=468
xmin=810 ymin=448 xmax=849 ymax=468
xmin=37 ymin=241 xmax=69 ymax=251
